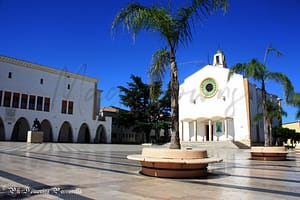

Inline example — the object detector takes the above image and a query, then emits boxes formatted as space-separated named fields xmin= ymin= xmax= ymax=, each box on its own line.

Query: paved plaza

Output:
xmin=0 ymin=142 xmax=299 ymax=200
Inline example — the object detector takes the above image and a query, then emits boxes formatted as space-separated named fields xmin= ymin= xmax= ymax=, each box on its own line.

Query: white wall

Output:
xmin=0 ymin=56 xmax=111 ymax=143
xmin=179 ymin=64 xmax=250 ymax=142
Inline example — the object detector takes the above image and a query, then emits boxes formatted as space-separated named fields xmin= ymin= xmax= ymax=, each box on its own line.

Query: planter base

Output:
xmin=250 ymin=147 xmax=287 ymax=161
xmin=295 ymin=145 xmax=300 ymax=155
xmin=127 ymin=148 xmax=222 ymax=178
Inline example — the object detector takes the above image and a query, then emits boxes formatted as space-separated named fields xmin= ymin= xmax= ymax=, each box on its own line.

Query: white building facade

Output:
xmin=0 ymin=55 xmax=112 ymax=143
xmin=179 ymin=50 xmax=279 ymax=146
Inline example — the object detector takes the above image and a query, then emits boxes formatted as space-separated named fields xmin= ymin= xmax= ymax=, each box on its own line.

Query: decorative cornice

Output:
xmin=0 ymin=55 xmax=99 ymax=83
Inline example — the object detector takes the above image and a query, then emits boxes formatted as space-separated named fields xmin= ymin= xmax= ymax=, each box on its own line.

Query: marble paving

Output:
xmin=0 ymin=142 xmax=299 ymax=200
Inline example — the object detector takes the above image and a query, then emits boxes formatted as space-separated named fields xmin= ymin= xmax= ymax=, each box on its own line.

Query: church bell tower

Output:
xmin=213 ymin=50 xmax=226 ymax=68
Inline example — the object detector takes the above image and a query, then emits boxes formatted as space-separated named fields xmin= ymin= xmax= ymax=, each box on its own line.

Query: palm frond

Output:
xmin=288 ymin=93 xmax=300 ymax=118
xmin=192 ymin=0 xmax=228 ymax=18
xmin=263 ymin=44 xmax=283 ymax=65
xmin=247 ymin=59 xmax=266 ymax=80
xmin=149 ymin=48 xmax=170 ymax=83
xmin=291 ymin=93 xmax=300 ymax=106
xmin=253 ymin=99 xmax=286 ymax=124
xmin=175 ymin=0 xmax=228 ymax=48
xmin=111 ymin=3 xmax=172 ymax=42
xmin=296 ymin=112 xmax=300 ymax=119
xmin=267 ymin=72 xmax=294 ymax=102
xmin=227 ymin=63 xmax=247 ymax=81
xmin=252 ymin=113 xmax=263 ymax=124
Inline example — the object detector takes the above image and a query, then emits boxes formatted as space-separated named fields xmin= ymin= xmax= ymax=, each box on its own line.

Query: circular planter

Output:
xmin=250 ymin=146 xmax=288 ymax=161
xmin=295 ymin=144 xmax=300 ymax=154
xmin=127 ymin=148 xmax=222 ymax=178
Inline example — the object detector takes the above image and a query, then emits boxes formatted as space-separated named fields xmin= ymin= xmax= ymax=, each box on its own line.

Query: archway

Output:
xmin=94 ymin=125 xmax=106 ymax=143
xmin=0 ymin=117 xmax=5 ymax=141
xmin=77 ymin=123 xmax=90 ymax=143
xmin=41 ymin=119 xmax=53 ymax=142
xmin=11 ymin=117 xmax=30 ymax=141
xmin=58 ymin=121 xmax=73 ymax=143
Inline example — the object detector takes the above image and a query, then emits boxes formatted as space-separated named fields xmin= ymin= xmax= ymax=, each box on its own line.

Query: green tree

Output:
xmin=118 ymin=75 xmax=151 ymax=142
xmin=273 ymin=127 xmax=298 ymax=146
xmin=228 ymin=45 xmax=294 ymax=146
xmin=149 ymin=81 xmax=172 ymax=143
xmin=118 ymin=75 xmax=171 ymax=143
xmin=112 ymin=0 xmax=228 ymax=149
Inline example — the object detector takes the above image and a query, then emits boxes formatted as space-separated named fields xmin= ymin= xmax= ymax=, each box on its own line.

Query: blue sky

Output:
xmin=0 ymin=0 xmax=299 ymax=123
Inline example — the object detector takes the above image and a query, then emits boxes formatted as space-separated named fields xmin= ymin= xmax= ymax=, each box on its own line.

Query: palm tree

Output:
xmin=252 ymin=99 xmax=287 ymax=145
xmin=228 ymin=45 xmax=294 ymax=146
xmin=289 ymin=93 xmax=300 ymax=119
xmin=112 ymin=0 xmax=228 ymax=149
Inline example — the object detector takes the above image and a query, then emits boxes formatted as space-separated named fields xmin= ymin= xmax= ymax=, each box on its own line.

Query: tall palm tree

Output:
xmin=252 ymin=99 xmax=287 ymax=145
xmin=228 ymin=45 xmax=294 ymax=146
xmin=112 ymin=0 xmax=228 ymax=149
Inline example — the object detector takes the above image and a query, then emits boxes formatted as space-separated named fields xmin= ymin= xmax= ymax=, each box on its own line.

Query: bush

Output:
xmin=272 ymin=127 xmax=298 ymax=144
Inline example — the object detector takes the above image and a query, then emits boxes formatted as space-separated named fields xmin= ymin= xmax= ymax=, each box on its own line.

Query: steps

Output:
xmin=180 ymin=141 xmax=243 ymax=149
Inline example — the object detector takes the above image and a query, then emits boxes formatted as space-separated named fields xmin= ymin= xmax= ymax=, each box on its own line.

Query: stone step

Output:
xmin=180 ymin=141 xmax=241 ymax=149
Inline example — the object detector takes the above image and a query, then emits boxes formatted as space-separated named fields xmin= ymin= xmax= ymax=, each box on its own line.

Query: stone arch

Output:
xmin=41 ymin=119 xmax=53 ymax=142
xmin=11 ymin=117 xmax=30 ymax=141
xmin=0 ymin=117 xmax=5 ymax=141
xmin=77 ymin=123 xmax=90 ymax=143
xmin=58 ymin=121 xmax=73 ymax=143
xmin=94 ymin=125 xmax=106 ymax=143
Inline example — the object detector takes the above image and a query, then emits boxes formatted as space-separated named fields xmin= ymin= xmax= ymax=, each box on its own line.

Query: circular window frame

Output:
xmin=200 ymin=78 xmax=218 ymax=98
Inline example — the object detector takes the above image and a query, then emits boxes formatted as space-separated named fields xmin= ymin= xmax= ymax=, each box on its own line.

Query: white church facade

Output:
xmin=179 ymin=50 xmax=279 ymax=146
xmin=0 ymin=55 xmax=112 ymax=143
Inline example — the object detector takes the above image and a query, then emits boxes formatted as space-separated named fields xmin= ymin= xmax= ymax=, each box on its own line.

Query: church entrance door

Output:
xmin=205 ymin=124 xmax=213 ymax=141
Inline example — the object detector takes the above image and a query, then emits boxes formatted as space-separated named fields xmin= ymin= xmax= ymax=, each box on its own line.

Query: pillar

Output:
xmin=194 ymin=120 xmax=197 ymax=142
xmin=181 ymin=121 xmax=184 ymax=142
xmin=224 ymin=119 xmax=228 ymax=139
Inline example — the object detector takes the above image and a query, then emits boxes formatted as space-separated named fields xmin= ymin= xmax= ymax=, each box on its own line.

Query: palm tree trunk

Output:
xmin=262 ymin=81 xmax=270 ymax=146
xmin=169 ymin=54 xmax=181 ymax=149
xmin=269 ymin=121 xmax=273 ymax=146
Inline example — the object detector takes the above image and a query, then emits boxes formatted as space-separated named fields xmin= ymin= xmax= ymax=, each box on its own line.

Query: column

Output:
xmin=224 ymin=119 xmax=228 ymax=139
xmin=181 ymin=121 xmax=184 ymax=142
xmin=209 ymin=120 xmax=212 ymax=142
xmin=194 ymin=120 xmax=197 ymax=142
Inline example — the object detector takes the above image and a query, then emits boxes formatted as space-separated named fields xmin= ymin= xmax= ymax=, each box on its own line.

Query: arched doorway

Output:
xmin=41 ymin=119 xmax=53 ymax=142
xmin=77 ymin=123 xmax=90 ymax=143
xmin=58 ymin=121 xmax=73 ymax=143
xmin=0 ymin=117 xmax=5 ymax=141
xmin=11 ymin=117 xmax=30 ymax=141
xmin=94 ymin=125 xmax=106 ymax=143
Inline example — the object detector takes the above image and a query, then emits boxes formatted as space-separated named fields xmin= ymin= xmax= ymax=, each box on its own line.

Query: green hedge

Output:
xmin=272 ymin=127 xmax=300 ymax=142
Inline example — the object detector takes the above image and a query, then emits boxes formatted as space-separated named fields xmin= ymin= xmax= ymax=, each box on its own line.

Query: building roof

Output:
xmin=100 ymin=107 xmax=119 ymax=113
xmin=0 ymin=55 xmax=99 ymax=83
xmin=282 ymin=120 xmax=300 ymax=125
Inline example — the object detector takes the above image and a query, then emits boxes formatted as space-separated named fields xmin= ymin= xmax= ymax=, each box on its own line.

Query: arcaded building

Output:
xmin=0 ymin=55 xmax=111 ymax=143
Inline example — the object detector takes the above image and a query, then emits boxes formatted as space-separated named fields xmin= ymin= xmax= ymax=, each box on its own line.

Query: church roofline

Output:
xmin=0 ymin=55 xmax=99 ymax=83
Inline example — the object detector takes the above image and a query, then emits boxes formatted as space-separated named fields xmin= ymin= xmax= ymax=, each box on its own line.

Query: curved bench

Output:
xmin=250 ymin=146 xmax=288 ymax=161
xmin=127 ymin=148 xmax=222 ymax=178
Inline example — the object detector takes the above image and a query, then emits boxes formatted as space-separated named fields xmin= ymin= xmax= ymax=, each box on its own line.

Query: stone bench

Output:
xmin=250 ymin=146 xmax=288 ymax=161
xmin=127 ymin=148 xmax=222 ymax=178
